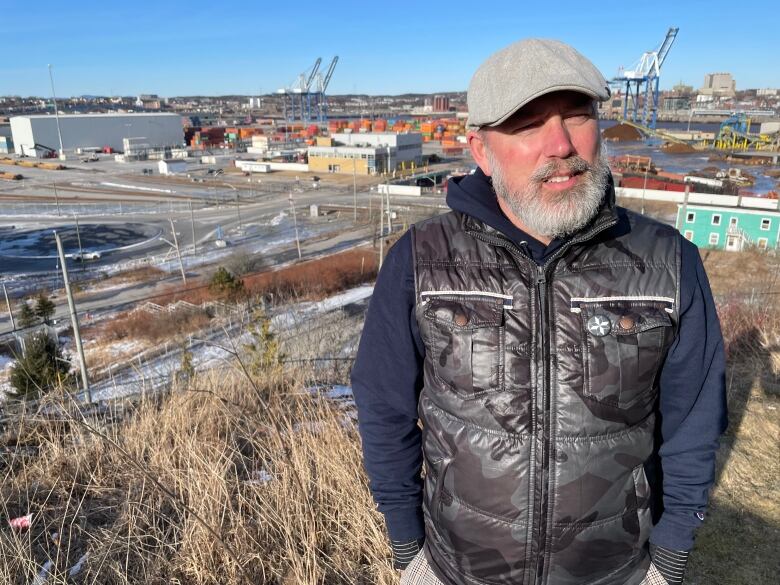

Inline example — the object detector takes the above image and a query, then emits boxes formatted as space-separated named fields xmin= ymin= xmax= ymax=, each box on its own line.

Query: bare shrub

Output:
xmin=243 ymin=249 xmax=377 ymax=304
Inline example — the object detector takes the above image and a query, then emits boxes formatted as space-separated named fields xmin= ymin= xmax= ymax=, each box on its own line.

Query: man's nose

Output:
xmin=540 ymin=116 xmax=575 ymax=159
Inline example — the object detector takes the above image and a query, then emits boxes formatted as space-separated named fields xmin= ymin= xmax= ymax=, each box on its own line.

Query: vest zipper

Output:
xmin=465 ymin=214 xmax=618 ymax=585
xmin=535 ymin=265 xmax=549 ymax=584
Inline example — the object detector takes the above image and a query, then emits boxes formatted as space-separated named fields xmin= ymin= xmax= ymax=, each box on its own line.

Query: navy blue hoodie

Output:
xmin=351 ymin=168 xmax=727 ymax=554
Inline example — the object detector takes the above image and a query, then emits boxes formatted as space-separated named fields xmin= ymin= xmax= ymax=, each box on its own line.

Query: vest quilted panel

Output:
xmin=412 ymin=206 xmax=680 ymax=585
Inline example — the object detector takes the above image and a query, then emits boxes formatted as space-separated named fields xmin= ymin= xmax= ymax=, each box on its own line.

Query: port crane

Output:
xmin=277 ymin=56 xmax=338 ymax=124
xmin=611 ymin=27 xmax=678 ymax=130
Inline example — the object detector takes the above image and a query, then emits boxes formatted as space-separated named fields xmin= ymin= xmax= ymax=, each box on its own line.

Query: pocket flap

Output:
xmin=424 ymin=297 xmax=504 ymax=329
xmin=580 ymin=302 xmax=672 ymax=336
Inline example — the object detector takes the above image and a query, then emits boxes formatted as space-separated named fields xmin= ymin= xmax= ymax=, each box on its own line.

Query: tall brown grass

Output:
xmin=0 ymin=366 xmax=395 ymax=584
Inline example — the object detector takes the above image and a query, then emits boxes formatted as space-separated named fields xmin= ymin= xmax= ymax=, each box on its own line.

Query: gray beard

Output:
xmin=486 ymin=146 xmax=611 ymax=239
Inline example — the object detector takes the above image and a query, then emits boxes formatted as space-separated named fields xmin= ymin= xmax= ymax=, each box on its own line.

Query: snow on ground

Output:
xmin=0 ymin=354 xmax=14 ymax=402
xmin=100 ymin=182 xmax=174 ymax=194
xmin=269 ymin=211 xmax=287 ymax=226
xmin=271 ymin=285 xmax=373 ymax=331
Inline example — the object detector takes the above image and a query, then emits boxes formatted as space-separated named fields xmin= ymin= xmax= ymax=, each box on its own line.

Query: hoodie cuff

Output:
xmin=391 ymin=538 xmax=425 ymax=570
xmin=650 ymin=543 xmax=689 ymax=585
xmin=383 ymin=506 xmax=425 ymax=542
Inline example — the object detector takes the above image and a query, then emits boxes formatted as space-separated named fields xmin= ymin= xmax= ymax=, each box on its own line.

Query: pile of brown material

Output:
xmin=661 ymin=141 xmax=697 ymax=153
xmin=602 ymin=123 xmax=643 ymax=141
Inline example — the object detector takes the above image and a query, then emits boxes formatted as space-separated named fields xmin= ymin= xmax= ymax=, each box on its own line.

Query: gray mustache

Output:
xmin=530 ymin=156 xmax=591 ymax=183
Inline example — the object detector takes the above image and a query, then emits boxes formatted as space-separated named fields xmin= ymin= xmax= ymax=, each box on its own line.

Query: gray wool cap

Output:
xmin=467 ymin=38 xmax=610 ymax=129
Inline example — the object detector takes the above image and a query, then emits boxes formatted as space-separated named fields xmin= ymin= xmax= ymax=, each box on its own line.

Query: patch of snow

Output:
xmin=69 ymin=553 xmax=89 ymax=577
xmin=269 ymin=211 xmax=287 ymax=226
xmin=0 ymin=354 xmax=14 ymax=372
xmin=244 ymin=469 xmax=274 ymax=486
xmin=101 ymin=182 xmax=173 ymax=194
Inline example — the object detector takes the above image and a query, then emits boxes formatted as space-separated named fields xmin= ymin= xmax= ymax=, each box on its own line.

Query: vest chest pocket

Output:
xmin=422 ymin=293 xmax=507 ymax=399
xmin=576 ymin=299 xmax=673 ymax=409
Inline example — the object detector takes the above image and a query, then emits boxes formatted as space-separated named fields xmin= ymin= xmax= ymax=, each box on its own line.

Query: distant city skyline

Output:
xmin=2 ymin=0 xmax=778 ymax=98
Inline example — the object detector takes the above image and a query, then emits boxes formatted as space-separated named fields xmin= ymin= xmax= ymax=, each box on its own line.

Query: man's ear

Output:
xmin=467 ymin=130 xmax=492 ymax=176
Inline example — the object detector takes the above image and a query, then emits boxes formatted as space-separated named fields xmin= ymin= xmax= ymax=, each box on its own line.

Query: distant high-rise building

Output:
xmin=700 ymin=73 xmax=736 ymax=97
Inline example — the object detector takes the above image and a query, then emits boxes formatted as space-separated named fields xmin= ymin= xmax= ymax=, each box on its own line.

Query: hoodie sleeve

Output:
xmin=650 ymin=237 xmax=728 ymax=552
xmin=351 ymin=231 xmax=426 ymax=543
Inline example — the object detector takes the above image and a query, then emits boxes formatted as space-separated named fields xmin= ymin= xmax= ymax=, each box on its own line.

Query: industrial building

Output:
xmin=9 ymin=113 xmax=184 ymax=157
xmin=699 ymin=73 xmax=736 ymax=98
xmin=307 ymin=132 xmax=422 ymax=175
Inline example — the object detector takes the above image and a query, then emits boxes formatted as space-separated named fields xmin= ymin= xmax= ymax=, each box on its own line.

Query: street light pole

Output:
xmin=289 ymin=190 xmax=301 ymax=260
xmin=47 ymin=64 xmax=66 ymax=160
xmin=353 ymin=157 xmax=357 ymax=222
xmin=54 ymin=231 xmax=90 ymax=402
xmin=3 ymin=283 xmax=16 ymax=331
xmin=53 ymin=181 xmax=61 ymax=216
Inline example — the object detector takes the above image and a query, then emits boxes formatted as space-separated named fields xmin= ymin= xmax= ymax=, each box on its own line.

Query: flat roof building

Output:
xmin=10 ymin=113 xmax=184 ymax=157
xmin=308 ymin=132 xmax=423 ymax=175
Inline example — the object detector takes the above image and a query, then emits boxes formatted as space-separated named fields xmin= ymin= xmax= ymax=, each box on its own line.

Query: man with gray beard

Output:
xmin=352 ymin=38 xmax=726 ymax=585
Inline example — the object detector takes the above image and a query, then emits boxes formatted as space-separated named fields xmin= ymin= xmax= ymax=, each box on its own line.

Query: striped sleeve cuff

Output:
xmin=391 ymin=537 xmax=424 ymax=570
xmin=650 ymin=543 xmax=689 ymax=585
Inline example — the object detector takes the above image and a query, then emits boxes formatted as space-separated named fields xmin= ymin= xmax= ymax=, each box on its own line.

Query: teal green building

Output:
xmin=675 ymin=204 xmax=780 ymax=251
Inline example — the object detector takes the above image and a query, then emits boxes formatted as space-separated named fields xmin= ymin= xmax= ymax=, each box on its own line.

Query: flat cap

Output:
xmin=467 ymin=38 xmax=610 ymax=129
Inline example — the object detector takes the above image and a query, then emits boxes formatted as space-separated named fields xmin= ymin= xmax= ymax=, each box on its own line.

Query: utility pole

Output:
xmin=169 ymin=218 xmax=187 ymax=284
xmin=641 ymin=161 xmax=649 ymax=216
xmin=379 ymin=191 xmax=385 ymax=271
xmin=74 ymin=213 xmax=83 ymax=259
xmin=386 ymin=191 xmax=392 ymax=232
xmin=189 ymin=200 xmax=197 ymax=253
xmin=47 ymin=64 xmax=66 ymax=160
xmin=235 ymin=192 xmax=242 ymax=232
xmin=353 ymin=157 xmax=358 ymax=222
xmin=53 ymin=181 xmax=61 ymax=216
xmin=289 ymin=190 xmax=302 ymax=260
xmin=3 ymin=283 xmax=16 ymax=331
xmin=677 ymin=184 xmax=690 ymax=231
xmin=54 ymin=231 xmax=90 ymax=402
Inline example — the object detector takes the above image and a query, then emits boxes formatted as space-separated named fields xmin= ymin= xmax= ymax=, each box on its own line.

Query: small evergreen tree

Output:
xmin=34 ymin=293 xmax=56 ymax=325
xmin=9 ymin=332 xmax=73 ymax=399
xmin=17 ymin=302 xmax=38 ymax=329
xmin=176 ymin=345 xmax=195 ymax=384
xmin=244 ymin=310 xmax=284 ymax=376
xmin=209 ymin=266 xmax=245 ymax=299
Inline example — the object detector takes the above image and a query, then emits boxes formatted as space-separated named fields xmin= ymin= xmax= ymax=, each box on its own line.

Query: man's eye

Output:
xmin=513 ymin=121 xmax=542 ymax=132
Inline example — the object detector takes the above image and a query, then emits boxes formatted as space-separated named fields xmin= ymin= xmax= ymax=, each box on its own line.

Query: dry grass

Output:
xmin=686 ymin=300 xmax=780 ymax=584
xmin=242 ymin=249 xmax=377 ymax=303
xmin=74 ymin=267 xmax=168 ymax=298
xmin=0 ymin=367 xmax=395 ymax=584
xmin=153 ymin=249 xmax=378 ymax=309
xmin=701 ymin=247 xmax=779 ymax=297
xmin=102 ymin=310 xmax=213 ymax=343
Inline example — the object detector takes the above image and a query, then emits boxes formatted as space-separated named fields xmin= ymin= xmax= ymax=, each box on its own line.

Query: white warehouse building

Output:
xmin=10 ymin=113 xmax=184 ymax=157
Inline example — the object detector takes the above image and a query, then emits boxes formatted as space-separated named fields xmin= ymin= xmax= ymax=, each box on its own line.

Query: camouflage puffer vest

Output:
xmin=411 ymin=204 xmax=680 ymax=585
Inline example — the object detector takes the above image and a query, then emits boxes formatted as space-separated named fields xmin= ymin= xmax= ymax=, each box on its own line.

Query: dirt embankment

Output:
xmin=602 ymin=124 xmax=643 ymax=141
xmin=661 ymin=142 xmax=698 ymax=154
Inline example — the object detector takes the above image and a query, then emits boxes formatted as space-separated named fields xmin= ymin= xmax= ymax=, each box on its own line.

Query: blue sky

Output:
xmin=2 ymin=0 xmax=778 ymax=97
